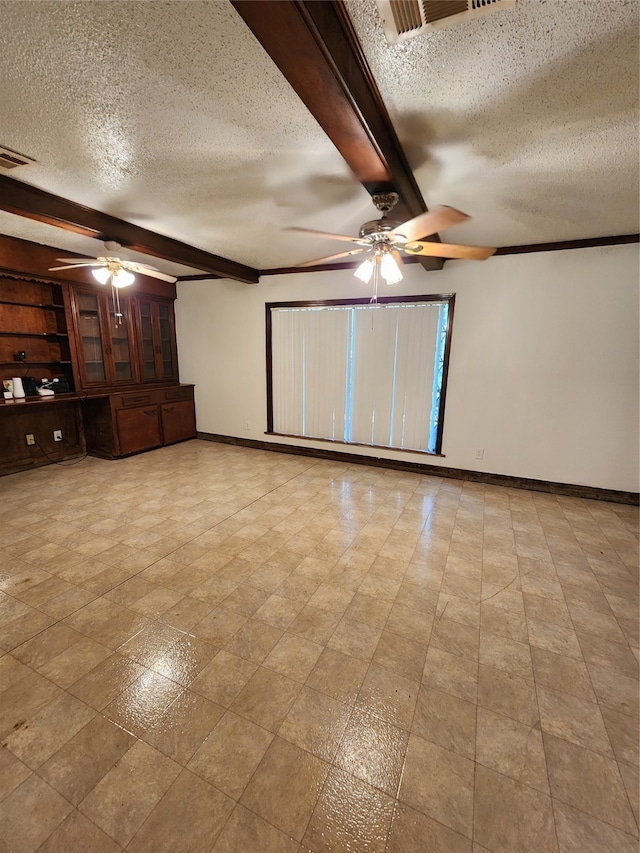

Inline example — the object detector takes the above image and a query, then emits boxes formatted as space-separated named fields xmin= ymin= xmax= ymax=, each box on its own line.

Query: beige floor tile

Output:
xmin=476 ymin=706 xmax=549 ymax=792
xmin=386 ymin=801 xmax=472 ymax=852
xmin=241 ymin=736 xmax=330 ymax=841
xmin=303 ymin=767 xmax=395 ymax=853
xmin=288 ymin=604 xmax=341 ymax=645
xmin=398 ymin=734 xmax=474 ymax=838
xmin=0 ymin=746 xmax=31 ymax=802
xmin=212 ymin=803 xmax=299 ymax=853
xmin=412 ymin=686 xmax=477 ymax=760
xmin=3 ymin=691 xmax=95 ymax=769
xmin=477 ymin=663 xmax=539 ymax=726
xmin=221 ymin=583 xmax=270 ymax=616
xmin=37 ymin=809 xmax=122 ymax=853
xmin=157 ymin=595 xmax=212 ymax=631
xmin=553 ymin=799 xmax=638 ymax=853
xmin=436 ymin=593 xmax=481 ymax=628
xmin=187 ymin=709 xmax=273 ymax=797
xmin=280 ymin=685 xmax=351 ymax=761
xmin=431 ymin=617 xmax=479 ymax=660
xmin=190 ymin=605 xmax=247 ymax=646
xmin=481 ymin=600 xmax=528 ymax=643
xmin=142 ymin=690 xmax=224 ymax=764
xmin=79 ymin=740 xmax=181 ymax=847
xmin=384 ymin=601 xmax=433 ymax=643
xmin=307 ymin=581 xmax=355 ymax=614
xmin=344 ymin=592 xmax=393 ymax=628
xmin=357 ymin=663 xmax=419 ymax=731
xmin=37 ymin=636 xmax=112 ymax=689
xmin=523 ymin=591 xmax=573 ymax=628
xmin=253 ymin=593 xmax=304 ymax=629
xmin=480 ymin=631 xmax=534 ymax=680
xmin=537 ymin=683 xmax=614 ymax=756
xmin=128 ymin=769 xmax=234 ymax=852
xmin=530 ymin=646 xmax=596 ymax=702
xmin=372 ymin=630 xmax=427 ymax=682
xmin=231 ymin=665 xmax=302 ymax=732
xmin=587 ymin=662 xmax=639 ymax=718
xmin=423 ymin=646 xmax=478 ymax=704
xmin=0 ymin=670 xmax=62 ymax=739
xmin=150 ymin=634 xmax=218 ymax=686
xmin=38 ymin=713 xmax=135 ymax=805
xmin=618 ymin=761 xmax=639 ymax=827
xmin=334 ymin=707 xmax=408 ymax=796
xmin=579 ymin=632 xmax=639 ymax=678
xmin=473 ymin=764 xmax=558 ymax=852
xmin=0 ymin=775 xmax=73 ymax=853
xmin=12 ymin=622 xmax=83 ymax=669
xmin=263 ymin=632 xmax=323 ymax=683
xmin=327 ymin=616 xmax=382 ymax=661
xmin=190 ymin=649 xmax=258 ymax=707
xmin=225 ymin=617 xmax=283 ymax=663
xmin=544 ymin=731 xmax=638 ymax=836
xmin=68 ymin=652 xmax=146 ymax=710
xmin=601 ymin=706 xmax=639 ymax=768
xmin=103 ymin=669 xmax=184 ymax=737
xmin=305 ymin=646 xmax=368 ymax=704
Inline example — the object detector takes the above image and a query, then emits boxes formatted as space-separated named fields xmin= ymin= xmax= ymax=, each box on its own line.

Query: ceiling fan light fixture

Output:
xmin=112 ymin=268 xmax=135 ymax=288
xmin=380 ymin=250 xmax=403 ymax=285
xmin=354 ymin=257 xmax=375 ymax=284
xmin=92 ymin=267 xmax=111 ymax=285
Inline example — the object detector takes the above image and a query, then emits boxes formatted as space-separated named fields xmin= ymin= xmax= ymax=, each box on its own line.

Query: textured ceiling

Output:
xmin=347 ymin=0 xmax=640 ymax=246
xmin=0 ymin=0 xmax=638 ymax=276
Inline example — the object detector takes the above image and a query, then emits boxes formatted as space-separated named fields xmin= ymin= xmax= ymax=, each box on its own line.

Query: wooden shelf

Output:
xmin=0 ymin=332 xmax=68 ymax=339
xmin=0 ymin=300 xmax=65 ymax=309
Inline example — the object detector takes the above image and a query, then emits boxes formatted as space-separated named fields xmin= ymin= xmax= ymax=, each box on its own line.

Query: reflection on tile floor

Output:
xmin=0 ymin=439 xmax=638 ymax=852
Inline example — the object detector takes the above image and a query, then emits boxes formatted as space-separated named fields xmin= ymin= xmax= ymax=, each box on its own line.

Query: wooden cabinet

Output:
xmin=83 ymin=385 xmax=196 ymax=458
xmin=135 ymin=297 xmax=178 ymax=382
xmin=71 ymin=288 xmax=136 ymax=386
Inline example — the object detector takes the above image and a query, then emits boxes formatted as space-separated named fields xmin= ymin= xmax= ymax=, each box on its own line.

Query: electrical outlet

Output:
xmin=53 ymin=430 xmax=63 ymax=442
xmin=245 ymin=420 xmax=251 ymax=430
xmin=25 ymin=433 xmax=35 ymax=446
xmin=475 ymin=448 xmax=484 ymax=460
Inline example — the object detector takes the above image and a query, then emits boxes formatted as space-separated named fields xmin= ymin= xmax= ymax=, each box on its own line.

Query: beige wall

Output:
xmin=175 ymin=243 xmax=639 ymax=493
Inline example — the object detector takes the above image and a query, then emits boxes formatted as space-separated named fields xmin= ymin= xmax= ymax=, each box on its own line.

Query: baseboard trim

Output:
xmin=196 ymin=433 xmax=639 ymax=506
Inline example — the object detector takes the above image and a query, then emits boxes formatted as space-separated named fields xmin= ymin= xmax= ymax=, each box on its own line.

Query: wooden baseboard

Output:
xmin=196 ymin=432 xmax=639 ymax=506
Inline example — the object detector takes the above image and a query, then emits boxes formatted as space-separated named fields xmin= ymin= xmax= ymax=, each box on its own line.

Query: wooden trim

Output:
xmin=0 ymin=175 xmax=259 ymax=284
xmin=435 ymin=296 xmax=455 ymax=455
xmin=265 ymin=302 xmax=274 ymax=434
xmin=231 ymin=0 xmax=442 ymax=272
xmin=175 ymin=273 xmax=221 ymax=283
xmin=197 ymin=432 xmax=639 ymax=506
xmin=495 ymin=233 xmax=639 ymax=255
xmin=266 ymin=293 xmax=455 ymax=310
xmin=266 ymin=430 xmax=445 ymax=457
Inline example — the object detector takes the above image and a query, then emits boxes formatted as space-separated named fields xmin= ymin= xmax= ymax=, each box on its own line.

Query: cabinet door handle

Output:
xmin=144 ymin=408 xmax=156 ymax=416
xmin=155 ymin=345 xmax=161 ymax=354
xmin=105 ymin=345 xmax=112 ymax=354
xmin=164 ymin=406 xmax=175 ymax=413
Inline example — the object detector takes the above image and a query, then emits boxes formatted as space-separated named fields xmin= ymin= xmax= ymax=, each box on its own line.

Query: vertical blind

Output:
xmin=270 ymin=299 xmax=449 ymax=453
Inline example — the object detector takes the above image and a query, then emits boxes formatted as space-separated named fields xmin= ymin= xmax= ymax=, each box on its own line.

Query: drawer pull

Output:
xmin=164 ymin=406 xmax=175 ymax=413
xmin=144 ymin=408 xmax=156 ymax=416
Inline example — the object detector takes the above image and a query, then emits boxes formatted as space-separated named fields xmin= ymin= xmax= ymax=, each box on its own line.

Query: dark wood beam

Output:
xmin=495 ymin=233 xmax=639 ymax=255
xmin=0 ymin=174 xmax=259 ymax=284
xmin=232 ymin=0 xmax=442 ymax=271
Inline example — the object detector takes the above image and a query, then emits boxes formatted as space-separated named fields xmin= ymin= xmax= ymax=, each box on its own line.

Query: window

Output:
xmin=266 ymin=294 xmax=454 ymax=455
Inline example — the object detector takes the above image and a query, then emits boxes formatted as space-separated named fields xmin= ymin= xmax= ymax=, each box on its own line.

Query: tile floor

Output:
xmin=0 ymin=439 xmax=637 ymax=852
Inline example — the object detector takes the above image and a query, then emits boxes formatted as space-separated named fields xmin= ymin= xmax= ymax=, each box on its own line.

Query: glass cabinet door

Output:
xmin=157 ymin=303 xmax=175 ymax=378
xmin=108 ymin=298 xmax=133 ymax=381
xmin=139 ymin=301 xmax=157 ymax=379
xmin=76 ymin=292 xmax=106 ymax=382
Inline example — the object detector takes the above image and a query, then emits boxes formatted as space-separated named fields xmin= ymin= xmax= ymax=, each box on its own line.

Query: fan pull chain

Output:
xmin=111 ymin=282 xmax=123 ymax=327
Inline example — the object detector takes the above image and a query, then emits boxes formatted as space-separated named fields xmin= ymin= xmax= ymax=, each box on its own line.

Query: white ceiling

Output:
xmin=0 ymin=0 xmax=637 ymax=277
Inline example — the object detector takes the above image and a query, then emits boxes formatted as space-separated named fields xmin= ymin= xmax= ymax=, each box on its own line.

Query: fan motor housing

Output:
xmin=359 ymin=219 xmax=400 ymax=240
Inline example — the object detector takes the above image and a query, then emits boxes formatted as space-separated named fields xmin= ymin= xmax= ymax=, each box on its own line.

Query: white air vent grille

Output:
xmin=377 ymin=0 xmax=516 ymax=44
xmin=0 ymin=146 xmax=36 ymax=170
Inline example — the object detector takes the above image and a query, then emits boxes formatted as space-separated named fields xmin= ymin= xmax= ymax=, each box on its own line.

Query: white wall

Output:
xmin=175 ymin=244 xmax=639 ymax=493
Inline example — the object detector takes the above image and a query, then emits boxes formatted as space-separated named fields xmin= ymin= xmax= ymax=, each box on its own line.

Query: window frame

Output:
xmin=265 ymin=293 xmax=456 ymax=456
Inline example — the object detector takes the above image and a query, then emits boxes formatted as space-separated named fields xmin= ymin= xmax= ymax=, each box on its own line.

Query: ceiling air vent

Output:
xmin=377 ymin=0 xmax=516 ymax=44
xmin=0 ymin=145 xmax=36 ymax=170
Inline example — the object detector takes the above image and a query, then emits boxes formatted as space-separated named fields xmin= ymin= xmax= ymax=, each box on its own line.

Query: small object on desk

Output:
xmin=37 ymin=387 xmax=55 ymax=397
xmin=11 ymin=377 xmax=25 ymax=399
xmin=3 ymin=390 xmax=12 ymax=400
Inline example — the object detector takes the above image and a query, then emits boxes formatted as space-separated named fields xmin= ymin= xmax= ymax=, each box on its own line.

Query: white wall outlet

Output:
xmin=53 ymin=429 xmax=63 ymax=442
xmin=25 ymin=433 xmax=35 ymax=446
xmin=475 ymin=448 xmax=484 ymax=460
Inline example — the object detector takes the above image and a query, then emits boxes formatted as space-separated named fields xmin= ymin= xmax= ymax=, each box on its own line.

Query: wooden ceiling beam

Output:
xmin=0 ymin=174 xmax=259 ymax=284
xmin=232 ymin=0 xmax=442 ymax=271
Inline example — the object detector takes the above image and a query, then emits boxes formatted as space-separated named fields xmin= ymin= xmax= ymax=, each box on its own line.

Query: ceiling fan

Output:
xmin=49 ymin=241 xmax=177 ymax=286
xmin=288 ymin=193 xmax=496 ymax=290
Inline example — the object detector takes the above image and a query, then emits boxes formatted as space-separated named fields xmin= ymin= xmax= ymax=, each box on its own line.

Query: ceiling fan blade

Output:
xmin=285 ymin=226 xmax=361 ymax=244
xmin=133 ymin=268 xmax=178 ymax=283
xmin=296 ymin=247 xmax=369 ymax=268
xmin=48 ymin=262 xmax=102 ymax=270
xmin=403 ymin=241 xmax=496 ymax=260
xmin=54 ymin=257 xmax=100 ymax=263
xmin=121 ymin=261 xmax=160 ymax=273
xmin=390 ymin=206 xmax=470 ymax=242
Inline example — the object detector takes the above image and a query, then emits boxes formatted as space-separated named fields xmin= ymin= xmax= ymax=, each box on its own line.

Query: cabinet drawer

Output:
xmin=164 ymin=386 xmax=193 ymax=403
xmin=116 ymin=406 xmax=161 ymax=455
xmin=120 ymin=392 xmax=154 ymax=408
xmin=160 ymin=400 xmax=196 ymax=444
